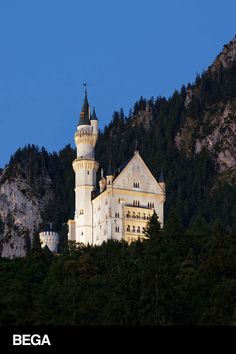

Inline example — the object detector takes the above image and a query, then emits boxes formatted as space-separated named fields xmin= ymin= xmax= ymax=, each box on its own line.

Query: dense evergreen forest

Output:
xmin=0 ymin=44 xmax=236 ymax=325
xmin=0 ymin=213 xmax=235 ymax=325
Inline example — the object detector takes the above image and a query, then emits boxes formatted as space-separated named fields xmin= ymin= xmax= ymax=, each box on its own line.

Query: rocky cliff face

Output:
xmin=0 ymin=167 xmax=53 ymax=258
xmin=175 ymin=36 xmax=236 ymax=172
xmin=175 ymin=100 xmax=236 ymax=171
xmin=209 ymin=36 xmax=236 ymax=72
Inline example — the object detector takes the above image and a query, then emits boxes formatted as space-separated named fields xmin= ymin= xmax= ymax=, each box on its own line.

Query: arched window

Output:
xmin=115 ymin=226 xmax=120 ymax=233
xmin=127 ymin=211 xmax=130 ymax=218
xmin=132 ymin=226 xmax=136 ymax=232
xmin=137 ymin=226 xmax=140 ymax=233
xmin=127 ymin=225 xmax=130 ymax=232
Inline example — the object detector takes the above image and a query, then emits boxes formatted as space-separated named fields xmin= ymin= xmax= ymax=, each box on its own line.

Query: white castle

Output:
xmin=68 ymin=87 xmax=165 ymax=245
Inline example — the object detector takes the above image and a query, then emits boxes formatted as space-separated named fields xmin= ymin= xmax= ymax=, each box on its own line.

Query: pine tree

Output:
xmin=140 ymin=211 xmax=168 ymax=325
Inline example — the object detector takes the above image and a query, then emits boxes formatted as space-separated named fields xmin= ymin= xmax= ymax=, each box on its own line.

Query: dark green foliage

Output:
xmin=1 ymin=43 xmax=236 ymax=326
xmin=0 ymin=219 xmax=235 ymax=325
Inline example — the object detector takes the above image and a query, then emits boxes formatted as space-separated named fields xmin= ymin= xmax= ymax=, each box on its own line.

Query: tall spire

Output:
xmin=83 ymin=81 xmax=87 ymax=96
xmin=78 ymin=82 xmax=91 ymax=126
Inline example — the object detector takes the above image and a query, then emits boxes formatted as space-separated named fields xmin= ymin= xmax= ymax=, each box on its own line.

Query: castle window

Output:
xmin=87 ymin=170 xmax=90 ymax=175
xmin=81 ymin=232 xmax=83 ymax=236
xmin=115 ymin=226 xmax=120 ymax=233
xmin=137 ymin=226 xmax=140 ymax=233
xmin=132 ymin=226 xmax=136 ymax=232
xmin=127 ymin=225 xmax=130 ymax=232
xmin=79 ymin=209 xmax=84 ymax=215
xmin=133 ymin=182 xmax=140 ymax=188
xmin=127 ymin=211 xmax=131 ymax=218
xmin=115 ymin=212 xmax=120 ymax=218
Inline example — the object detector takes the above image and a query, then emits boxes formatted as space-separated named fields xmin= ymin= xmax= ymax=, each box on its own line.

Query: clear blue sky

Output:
xmin=0 ymin=0 xmax=235 ymax=168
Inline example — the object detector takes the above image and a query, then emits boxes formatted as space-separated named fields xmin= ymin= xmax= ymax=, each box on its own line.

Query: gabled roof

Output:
xmin=112 ymin=151 xmax=164 ymax=194
xmin=113 ymin=156 xmax=133 ymax=179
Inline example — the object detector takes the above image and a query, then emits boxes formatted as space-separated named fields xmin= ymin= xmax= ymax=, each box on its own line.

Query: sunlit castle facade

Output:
xmin=68 ymin=87 xmax=166 ymax=245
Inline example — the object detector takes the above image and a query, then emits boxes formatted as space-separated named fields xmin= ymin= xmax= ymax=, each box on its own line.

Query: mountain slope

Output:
xmin=1 ymin=36 xmax=236 ymax=257
xmin=176 ymin=36 xmax=236 ymax=171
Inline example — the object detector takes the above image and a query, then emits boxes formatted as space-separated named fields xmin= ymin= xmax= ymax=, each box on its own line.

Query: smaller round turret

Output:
xmin=39 ymin=226 xmax=59 ymax=253
xmin=90 ymin=106 xmax=98 ymax=135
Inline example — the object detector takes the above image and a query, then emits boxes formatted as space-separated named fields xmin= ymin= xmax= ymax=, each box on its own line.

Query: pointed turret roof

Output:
xmin=78 ymin=84 xmax=91 ymax=126
xmin=91 ymin=106 xmax=98 ymax=121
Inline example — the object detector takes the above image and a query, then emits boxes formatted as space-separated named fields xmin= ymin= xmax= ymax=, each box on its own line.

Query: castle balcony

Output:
xmin=122 ymin=204 xmax=153 ymax=244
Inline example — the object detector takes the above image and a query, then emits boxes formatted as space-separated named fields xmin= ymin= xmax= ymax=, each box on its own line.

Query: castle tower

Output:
xmin=39 ymin=223 xmax=59 ymax=253
xmin=68 ymin=85 xmax=99 ymax=244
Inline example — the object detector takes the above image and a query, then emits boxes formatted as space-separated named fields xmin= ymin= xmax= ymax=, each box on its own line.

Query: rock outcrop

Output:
xmin=0 ymin=167 xmax=53 ymax=258
xmin=175 ymin=36 xmax=236 ymax=172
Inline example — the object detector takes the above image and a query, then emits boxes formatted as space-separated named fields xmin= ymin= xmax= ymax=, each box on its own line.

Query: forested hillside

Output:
xmin=0 ymin=36 xmax=236 ymax=325
xmin=1 ymin=36 xmax=236 ymax=255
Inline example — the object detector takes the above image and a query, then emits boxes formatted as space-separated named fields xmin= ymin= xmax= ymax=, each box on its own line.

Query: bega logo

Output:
xmin=13 ymin=334 xmax=51 ymax=346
